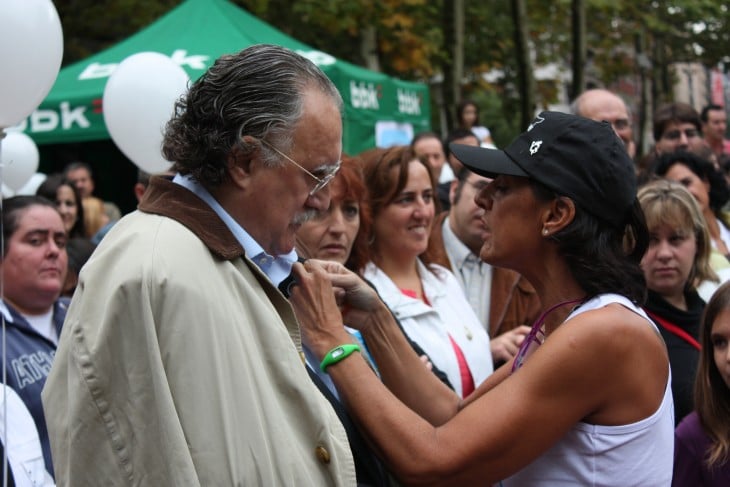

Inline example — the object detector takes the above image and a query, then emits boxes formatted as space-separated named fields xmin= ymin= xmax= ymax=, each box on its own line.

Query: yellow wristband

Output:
xmin=319 ymin=344 xmax=361 ymax=373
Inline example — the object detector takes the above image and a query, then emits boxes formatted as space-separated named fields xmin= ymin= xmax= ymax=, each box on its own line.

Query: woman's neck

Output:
xmin=376 ymin=253 xmax=423 ymax=294
xmin=705 ymin=209 xmax=721 ymax=238
xmin=705 ymin=212 xmax=729 ymax=254
xmin=659 ymin=289 xmax=688 ymax=311
xmin=526 ymin=259 xmax=588 ymax=334
xmin=4 ymin=295 xmax=54 ymax=317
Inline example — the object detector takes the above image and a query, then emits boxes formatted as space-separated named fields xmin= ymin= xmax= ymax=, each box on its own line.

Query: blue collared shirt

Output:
xmin=172 ymin=174 xmax=297 ymax=286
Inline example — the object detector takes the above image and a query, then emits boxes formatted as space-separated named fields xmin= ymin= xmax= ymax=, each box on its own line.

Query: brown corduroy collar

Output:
xmin=138 ymin=176 xmax=245 ymax=260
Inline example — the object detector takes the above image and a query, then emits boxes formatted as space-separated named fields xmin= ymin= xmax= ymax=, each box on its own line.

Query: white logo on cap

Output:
xmin=527 ymin=114 xmax=545 ymax=132
xmin=529 ymin=140 xmax=543 ymax=155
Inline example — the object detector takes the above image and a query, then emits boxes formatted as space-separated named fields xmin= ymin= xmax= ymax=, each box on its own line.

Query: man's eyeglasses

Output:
xmin=511 ymin=298 xmax=584 ymax=374
xmin=609 ymin=119 xmax=630 ymax=131
xmin=662 ymin=128 xmax=699 ymax=141
xmin=260 ymin=139 xmax=341 ymax=196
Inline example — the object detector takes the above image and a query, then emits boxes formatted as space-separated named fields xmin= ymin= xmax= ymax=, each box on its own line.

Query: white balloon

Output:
xmin=103 ymin=52 xmax=189 ymax=174
xmin=0 ymin=132 xmax=40 ymax=191
xmin=16 ymin=172 xmax=48 ymax=195
xmin=1 ymin=183 xmax=14 ymax=198
xmin=0 ymin=0 xmax=63 ymax=128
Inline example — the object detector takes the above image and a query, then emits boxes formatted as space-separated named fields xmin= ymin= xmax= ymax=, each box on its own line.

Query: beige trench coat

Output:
xmin=42 ymin=178 xmax=356 ymax=486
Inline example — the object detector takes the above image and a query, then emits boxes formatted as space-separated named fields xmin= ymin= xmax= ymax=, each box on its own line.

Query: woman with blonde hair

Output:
xmin=650 ymin=151 xmax=730 ymax=271
xmin=81 ymin=196 xmax=109 ymax=239
xmin=639 ymin=178 xmax=719 ymax=425
xmin=673 ymin=280 xmax=730 ymax=485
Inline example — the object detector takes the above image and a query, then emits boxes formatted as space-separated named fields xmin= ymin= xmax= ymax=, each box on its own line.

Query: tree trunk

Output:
xmin=570 ymin=0 xmax=586 ymax=100
xmin=452 ymin=0 xmax=465 ymax=123
xmin=360 ymin=25 xmax=380 ymax=72
xmin=511 ymin=0 xmax=536 ymax=128
xmin=441 ymin=1 xmax=457 ymax=134
xmin=635 ymin=31 xmax=651 ymax=159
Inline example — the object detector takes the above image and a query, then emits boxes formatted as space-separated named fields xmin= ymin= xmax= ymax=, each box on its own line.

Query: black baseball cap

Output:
xmin=450 ymin=111 xmax=636 ymax=228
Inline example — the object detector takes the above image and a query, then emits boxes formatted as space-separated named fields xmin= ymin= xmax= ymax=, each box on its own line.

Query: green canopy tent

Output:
xmin=20 ymin=0 xmax=430 ymax=156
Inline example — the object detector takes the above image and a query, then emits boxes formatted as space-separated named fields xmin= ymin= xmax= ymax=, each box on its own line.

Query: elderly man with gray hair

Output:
xmin=43 ymin=44 xmax=355 ymax=485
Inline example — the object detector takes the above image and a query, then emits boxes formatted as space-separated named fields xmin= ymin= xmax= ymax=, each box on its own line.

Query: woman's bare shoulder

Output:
xmin=558 ymin=303 xmax=668 ymax=423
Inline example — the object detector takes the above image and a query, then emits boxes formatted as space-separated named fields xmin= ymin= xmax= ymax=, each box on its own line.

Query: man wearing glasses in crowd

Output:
xmin=652 ymin=101 xmax=705 ymax=156
xmin=42 ymin=45 xmax=356 ymax=485
xmin=633 ymin=101 xmax=707 ymax=178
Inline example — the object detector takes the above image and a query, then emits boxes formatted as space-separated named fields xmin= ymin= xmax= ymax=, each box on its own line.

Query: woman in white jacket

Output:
xmin=358 ymin=145 xmax=493 ymax=397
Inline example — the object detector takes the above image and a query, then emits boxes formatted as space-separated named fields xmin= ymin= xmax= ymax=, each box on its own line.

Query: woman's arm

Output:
xmin=290 ymin=260 xmax=462 ymax=424
xmin=290 ymin=261 xmax=669 ymax=485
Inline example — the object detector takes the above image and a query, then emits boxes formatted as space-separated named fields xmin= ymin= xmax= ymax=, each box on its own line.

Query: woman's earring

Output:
xmin=542 ymin=229 xmax=549 ymax=236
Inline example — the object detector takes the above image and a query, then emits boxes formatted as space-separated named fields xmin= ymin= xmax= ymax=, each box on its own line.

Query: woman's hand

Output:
xmin=289 ymin=259 xmax=384 ymax=356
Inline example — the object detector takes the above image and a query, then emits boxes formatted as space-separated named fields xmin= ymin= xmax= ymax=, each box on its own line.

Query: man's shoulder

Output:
xmin=103 ymin=211 xmax=197 ymax=248
xmin=140 ymin=177 xmax=244 ymax=260
xmin=83 ymin=214 xmax=211 ymax=286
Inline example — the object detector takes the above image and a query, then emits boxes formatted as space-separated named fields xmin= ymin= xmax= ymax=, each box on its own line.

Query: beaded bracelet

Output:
xmin=319 ymin=343 xmax=361 ymax=373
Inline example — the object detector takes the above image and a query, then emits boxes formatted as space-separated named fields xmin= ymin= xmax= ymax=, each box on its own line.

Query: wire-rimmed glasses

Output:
xmin=260 ymin=138 xmax=341 ymax=196
xmin=511 ymin=298 xmax=584 ymax=374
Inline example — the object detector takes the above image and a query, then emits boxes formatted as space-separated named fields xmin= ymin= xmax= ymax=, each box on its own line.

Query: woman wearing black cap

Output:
xmin=289 ymin=111 xmax=673 ymax=486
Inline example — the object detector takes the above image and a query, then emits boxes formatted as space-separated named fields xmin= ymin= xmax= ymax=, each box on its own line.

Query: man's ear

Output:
xmin=449 ymin=179 xmax=459 ymax=205
xmin=227 ymin=136 xmax=258 ymax=189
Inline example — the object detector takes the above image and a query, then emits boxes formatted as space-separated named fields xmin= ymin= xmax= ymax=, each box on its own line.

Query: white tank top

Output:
xmin=501 ymin=293 xmax=674 ymax=487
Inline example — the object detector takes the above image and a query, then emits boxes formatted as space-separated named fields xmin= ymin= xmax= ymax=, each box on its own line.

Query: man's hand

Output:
xmin=489 ymin=325 xmax=531 ymax=364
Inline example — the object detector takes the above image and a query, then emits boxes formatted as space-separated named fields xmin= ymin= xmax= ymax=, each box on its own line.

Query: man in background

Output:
xmin=652 ymin=102 xmax=705 ymax=156
xmin=633 ymin=101 xmax=706 ymax=178
xmin=701 ymin=103 xmax=730 ymax=160
xmin=411 ymin=131 xmax=450 ymax=184
xmin=436 ymin=128 xmax=480 ymax=210
xmin=571 ymin=88 xmax=635 ymax=158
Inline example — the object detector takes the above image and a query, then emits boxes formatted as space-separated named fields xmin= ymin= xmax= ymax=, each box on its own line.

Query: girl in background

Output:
xmin=36 ymin=173 xmax=87 ymax=239
xmin=456 ymin=99 xmax=495 ymax=148
xmin=674 ymin=280 xmax=730 ymax=485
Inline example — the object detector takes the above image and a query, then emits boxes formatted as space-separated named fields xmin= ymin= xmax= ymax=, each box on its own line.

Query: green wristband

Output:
xmin=319 ymin=344 xmax=361 ymax=373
